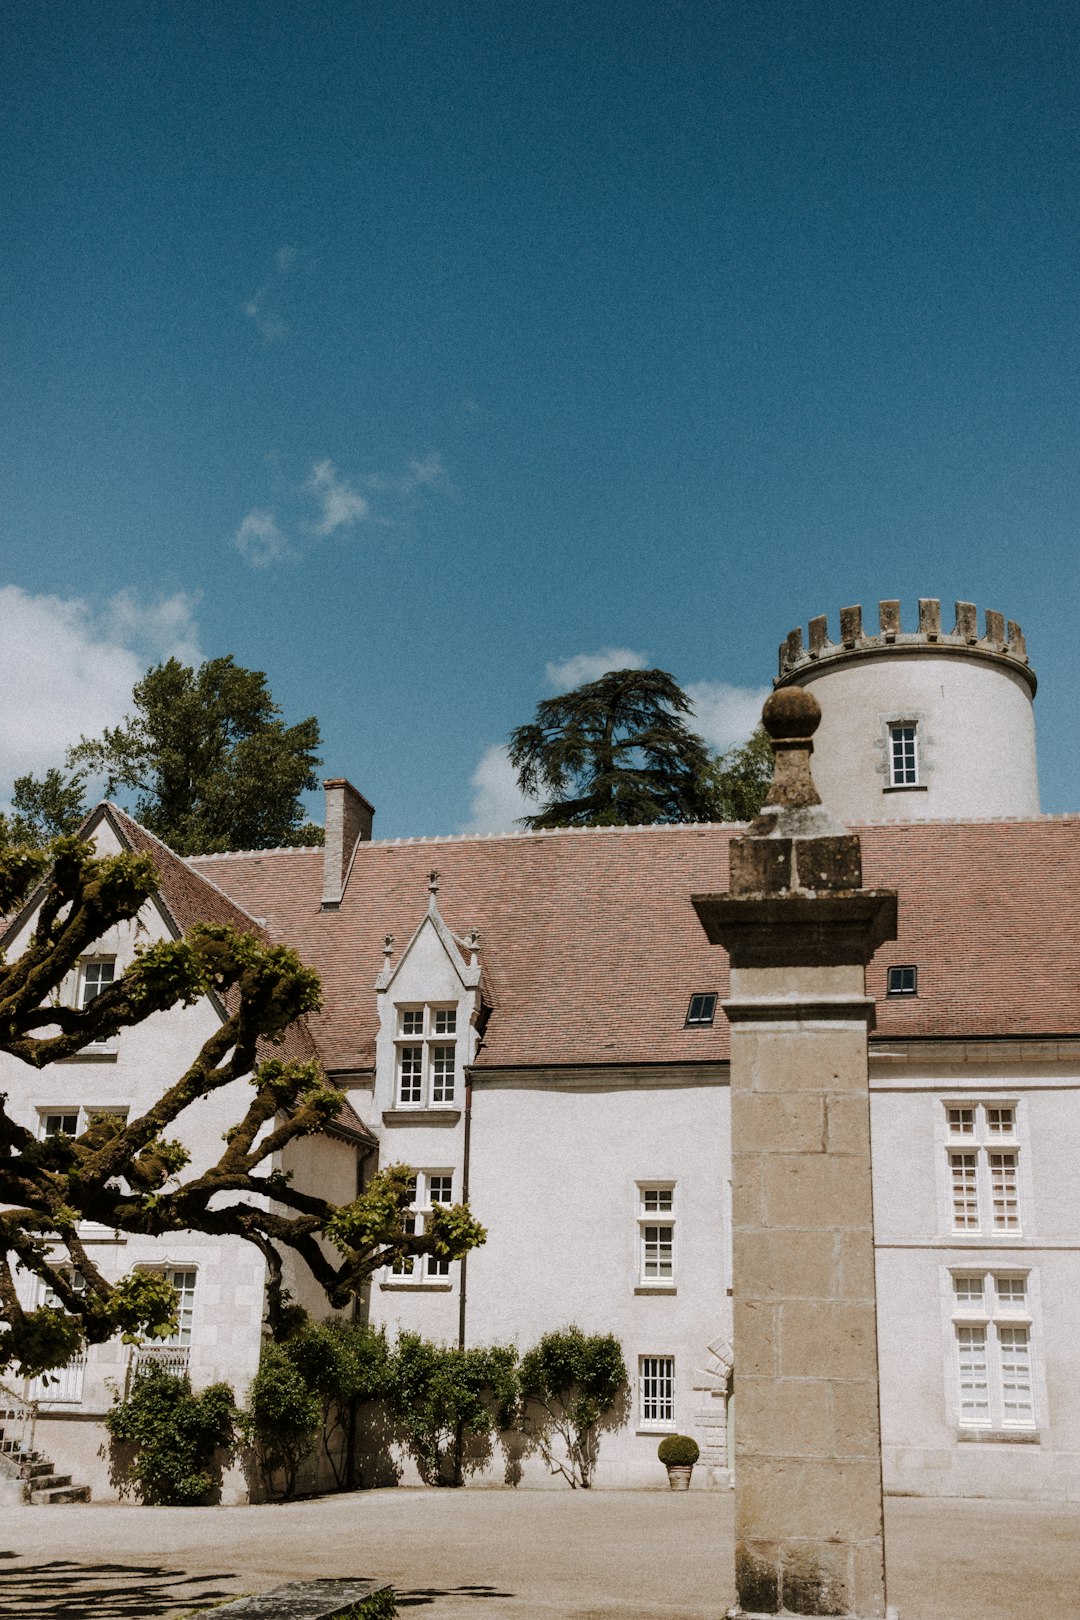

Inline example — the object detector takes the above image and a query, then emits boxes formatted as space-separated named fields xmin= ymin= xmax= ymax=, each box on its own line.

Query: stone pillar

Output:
xmin=693 ymin=688 xmax=897 ymax=1620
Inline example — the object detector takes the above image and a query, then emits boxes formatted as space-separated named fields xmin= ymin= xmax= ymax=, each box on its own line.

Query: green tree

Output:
xmin=245 ymin=1337 xmax=325 ymax=1498
xmin=704 ymin=724 xmax=773 ymax=821
xmin=62 ymin=655 xmax=324 ymax=854
xmin=105 ymin=1362 xmax=239 ymax=1505
xmin=518 ymin=1326 xmax=628 ymax=1488
xmin=0 ymin=768 xmax=90 ymax=848
xmin=388 ymin=1334 xmax=519 ymax=1486
xmin=0 ymin=837 xmax=485 ymax=1379
xmin=508 ymin=668 xmax=772 ymax=828
xmin=288 ymin=1318 xmax=391 ymax=1490
xmin=509 ymin=668 xmax=718 ymax=829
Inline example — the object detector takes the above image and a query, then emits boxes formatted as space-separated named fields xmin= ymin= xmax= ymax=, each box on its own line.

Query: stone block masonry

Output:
xmin=695 ymin=683 xmax=898 ymax=1620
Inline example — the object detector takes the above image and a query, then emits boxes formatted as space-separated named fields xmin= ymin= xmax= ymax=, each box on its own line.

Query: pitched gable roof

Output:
xmin=102 ymin=805 xmax=337 ymax=1076
xmin=189 ymin=817 xmax=1080 ymax=1071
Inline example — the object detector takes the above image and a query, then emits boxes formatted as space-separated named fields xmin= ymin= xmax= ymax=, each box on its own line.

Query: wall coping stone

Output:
xmin=209 ymin=1577 xmax=388 ymax=1618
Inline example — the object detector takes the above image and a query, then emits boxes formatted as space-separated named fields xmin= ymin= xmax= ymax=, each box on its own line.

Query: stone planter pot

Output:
xmin=666 ymin=1464 xmax=693 ymax=1491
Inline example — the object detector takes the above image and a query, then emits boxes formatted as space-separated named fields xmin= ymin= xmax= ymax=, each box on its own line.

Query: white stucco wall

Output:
xmin=871 ymin=1054 xmax=1080 ymax=1500
xmin=462 ymin=1075 xmax=732 ymax=1489
xmin=791 ymin=649 xmax=1039 ymax=822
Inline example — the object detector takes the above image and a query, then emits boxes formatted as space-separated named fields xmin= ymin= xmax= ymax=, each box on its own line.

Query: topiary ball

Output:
xmin=657 ymin=1434 xmax=699 ymax=1466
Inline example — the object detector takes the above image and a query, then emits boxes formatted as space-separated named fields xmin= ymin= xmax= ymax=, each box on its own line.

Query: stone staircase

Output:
xmin=0 ymin=1386 xmax=91 ymax=1504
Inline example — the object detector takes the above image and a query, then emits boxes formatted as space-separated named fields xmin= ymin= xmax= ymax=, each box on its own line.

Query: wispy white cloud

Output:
xmin=233 ymin=450 xmax=452 ymax=567
xmin=234 ymin=508 xmax=290 ymax=567
xmin=99 ymin=587 xmax=202 ymax=667
xmin=406 ymin=451 xmax=449 ymax=490
xmin=544 ymin=647 xmax=648 ymax=691
xmin=306 ymin=459 xmax=370 ymax=534
xmin=685 ymin=680 xmax=770 ymax=754
xmin=364 ymin=451 xmax=451 ymax=498
xmin=242 ymin=245 xmax=297 ymax=343
xmin=242 ymin=291 xmax=288 ymax=344
xmin=0 ymin=586 xmax=202 ymax=790
xmin=459 ymin=744 xmax=539 ymax=835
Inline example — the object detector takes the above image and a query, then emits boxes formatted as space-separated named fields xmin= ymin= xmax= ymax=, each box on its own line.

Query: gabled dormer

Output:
xmin=373 ymin=870 xmax=485 ymax=1127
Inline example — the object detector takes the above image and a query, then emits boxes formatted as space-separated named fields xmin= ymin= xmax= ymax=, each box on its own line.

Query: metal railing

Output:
xmin=0 ymin=1383 xmax=38 ymax=1467
xmin=27 ymin=1352 xmax=87 ymax=1405
xmin=130 ymin=1343 xmax=191 ymax=1379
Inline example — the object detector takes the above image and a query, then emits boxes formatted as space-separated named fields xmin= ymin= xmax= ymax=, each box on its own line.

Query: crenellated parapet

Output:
xmin=776 ymin=598 xmax=1036 ymax=694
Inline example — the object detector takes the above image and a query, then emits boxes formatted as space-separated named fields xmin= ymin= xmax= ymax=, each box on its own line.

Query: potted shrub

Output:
xmin=657 ymin=1433 xmax=699 ymax=1490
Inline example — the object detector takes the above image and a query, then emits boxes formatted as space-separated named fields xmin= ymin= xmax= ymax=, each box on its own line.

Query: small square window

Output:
xmin=40 ymin=1111 xmax=80 ymax=1140
xmin=953 ymin=1275 xmax=985 ymax=1310
xmin=685 ymin=993 xmax=717 ymax=1027
xmin=994 ymin=1275 xmax=1028 ymax=1313
xmin=887 ymin=965 xmax=917 ymax=996
xmin=642 ymin=1188 xmax=673 ymax=1214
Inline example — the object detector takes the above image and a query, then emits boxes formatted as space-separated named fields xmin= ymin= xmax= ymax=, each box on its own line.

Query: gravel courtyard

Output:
xmin=2 ymin=1489 xmax=1078 ymax=1619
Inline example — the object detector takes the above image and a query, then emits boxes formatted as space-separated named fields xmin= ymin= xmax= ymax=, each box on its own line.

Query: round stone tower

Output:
xmin=773 ymin=598 xmax=1039 ymax=822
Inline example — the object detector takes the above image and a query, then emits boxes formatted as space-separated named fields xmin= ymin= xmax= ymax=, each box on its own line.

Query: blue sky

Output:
xmin=2 ymin=1 xmax=1077 ymax=837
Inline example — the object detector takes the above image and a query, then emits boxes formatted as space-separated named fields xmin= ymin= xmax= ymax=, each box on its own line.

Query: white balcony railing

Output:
xmin=131 ymin=1343 xmax=191 ymax=1380
xmin=27 ymin=1352 xmax=87 ymax=1405
xmin=0 ymin=1383 xmax=37 ymax=1463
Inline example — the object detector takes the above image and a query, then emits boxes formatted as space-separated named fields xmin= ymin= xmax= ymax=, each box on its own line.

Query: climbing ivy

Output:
xmin=105 ymin=1362 xmax=239 ymax=1505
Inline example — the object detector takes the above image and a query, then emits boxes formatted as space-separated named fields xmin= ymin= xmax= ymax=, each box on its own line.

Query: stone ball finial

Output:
xmin=761 ymin=686 xmax=821 ymax=740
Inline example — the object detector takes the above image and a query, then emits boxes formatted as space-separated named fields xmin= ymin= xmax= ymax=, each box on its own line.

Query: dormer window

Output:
xmin=396 ymin=1005 xmax=458 ymax=1107
xmin=685 ymin=993 xmax=717 ymax=1027
xmin=887 ymin=966 xmax=918 ymax=997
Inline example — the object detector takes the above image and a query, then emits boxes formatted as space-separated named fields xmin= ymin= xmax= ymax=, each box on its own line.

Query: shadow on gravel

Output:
xmin=396 ymin=1585 xmax=516 ymax=1608
xmin=0 ymin=1556 xmax=240 ymax=1618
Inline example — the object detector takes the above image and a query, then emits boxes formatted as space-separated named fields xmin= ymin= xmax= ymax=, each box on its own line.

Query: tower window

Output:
xmin=888 ymin=723 xmax=919 ymax=786
xmin=887 ymin=966 xmax=917 ymax=996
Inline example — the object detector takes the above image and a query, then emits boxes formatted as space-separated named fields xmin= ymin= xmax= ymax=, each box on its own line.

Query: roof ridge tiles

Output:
xmin=355 ymin=820 xmax=746 ymax=849
xmin=179 ymin=812 xmax=1080 ymax=860
xmin=186 ymin=845 xmax=324 ymax=861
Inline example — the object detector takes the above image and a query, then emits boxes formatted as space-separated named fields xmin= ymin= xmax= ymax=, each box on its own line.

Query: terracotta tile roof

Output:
xmin=325 ymin=1094 xmax=377 ymax=1147
xmin=105 ymin=804 xmax=266 ymax=937
xmin=187 ymin=817 xmax=1080 ymax=1069
xmin=861 ymin=817 xmax=1080 ymax=1040
xmin=102 ymin=806 xmax=345 ymax=1084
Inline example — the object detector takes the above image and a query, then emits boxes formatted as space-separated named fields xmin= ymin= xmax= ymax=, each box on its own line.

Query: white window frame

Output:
xmin=394 ymin=1004 xmax=459 ymax=1108
xmin=944 ymin=1101 xmax=1023 ymax=1237
xmin=636 ymin=1183 xmax=676 ymax=1290
xmin=388 ymin=1170 xmax=456 ymax=1286
xmin=638 ymin=1354 xmax=676 ymax=1430
xmin=37 ymin=1105 xmax=129 ymax=1142
xmin=78 ymin=957 xmax=116 ymax=1008
xmin=950 ymin=1270 xmax=1037 ymax=1433
xmin=131 ymin=1267 xmax=197 ymax=1378
xmin=63 ymin=955 xmax=119 ymax=1054
xmin=887 ymin=722 xmax=919 ymax=787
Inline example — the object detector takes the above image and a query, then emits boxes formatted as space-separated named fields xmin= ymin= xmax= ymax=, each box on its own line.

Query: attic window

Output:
xmin=887 ymin=965 xmax=918 ymax=997
xmin=685 ymin=993 xmax=717 ymax=1027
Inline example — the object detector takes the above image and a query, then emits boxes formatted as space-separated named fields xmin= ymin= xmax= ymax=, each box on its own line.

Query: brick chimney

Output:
xmin=321 ymin=778 xmax=374 ymax=909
